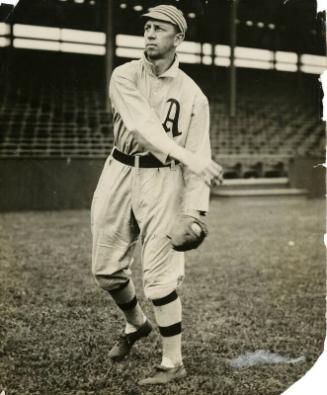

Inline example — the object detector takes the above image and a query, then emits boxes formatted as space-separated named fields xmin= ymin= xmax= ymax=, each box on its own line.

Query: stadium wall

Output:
xmin=0 ymin=158 xmax=104 ymax=211
xmin=289 ymin=156 xmax=326 ymax=198
xmin=0 ymin=157 xmax=325 ymax=212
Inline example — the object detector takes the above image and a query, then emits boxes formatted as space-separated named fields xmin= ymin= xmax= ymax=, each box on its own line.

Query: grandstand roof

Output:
xmin=3 ymin=0 xmax=325 ymax=54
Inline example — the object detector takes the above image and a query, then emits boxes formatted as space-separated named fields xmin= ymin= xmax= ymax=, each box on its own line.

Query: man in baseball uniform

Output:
xmin=91 ymin=4 xmax=223 ymax=385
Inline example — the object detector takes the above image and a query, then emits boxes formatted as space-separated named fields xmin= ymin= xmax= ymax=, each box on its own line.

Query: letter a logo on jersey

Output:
xmin=162 ymin=99 xmax=182 ymax=138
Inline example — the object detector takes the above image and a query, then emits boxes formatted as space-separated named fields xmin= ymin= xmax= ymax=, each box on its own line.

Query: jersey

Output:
xmin=109 ymin=53 xmax=212 ymax=213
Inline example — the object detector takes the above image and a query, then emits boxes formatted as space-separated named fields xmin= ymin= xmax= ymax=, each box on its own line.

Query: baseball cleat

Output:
xmin=138 ymin=364 xmax=187 ymax=385
xmin=109 ymin=320 xmax=152 ymax=362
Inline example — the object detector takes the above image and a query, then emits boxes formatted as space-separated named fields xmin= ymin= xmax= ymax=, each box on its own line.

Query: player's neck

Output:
xmin=150 ymin=51 xmax=176 ymax=77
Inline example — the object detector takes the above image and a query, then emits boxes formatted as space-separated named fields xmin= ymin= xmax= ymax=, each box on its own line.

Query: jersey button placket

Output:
xmin=152 ymin=78 xmax=162 ymax=105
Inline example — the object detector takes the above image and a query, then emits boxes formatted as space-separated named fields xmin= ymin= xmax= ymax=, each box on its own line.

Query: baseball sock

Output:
xmin=109 ymin=280 xmax=146 ymax=333
xmin=152 ymin=290 xmax=182 ymax=368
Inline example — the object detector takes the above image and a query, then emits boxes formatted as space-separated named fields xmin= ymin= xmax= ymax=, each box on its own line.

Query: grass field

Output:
xmin=0 ymin=197 xmax=325 ymax=395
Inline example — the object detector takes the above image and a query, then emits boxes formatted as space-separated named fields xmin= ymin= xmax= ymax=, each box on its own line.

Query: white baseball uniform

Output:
xmin=91 ymin=53 xmax=211 ymax=299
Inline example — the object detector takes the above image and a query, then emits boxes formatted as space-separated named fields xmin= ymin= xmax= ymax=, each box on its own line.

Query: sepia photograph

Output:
xmin=0 ymin=0 xmax=326 ymax=394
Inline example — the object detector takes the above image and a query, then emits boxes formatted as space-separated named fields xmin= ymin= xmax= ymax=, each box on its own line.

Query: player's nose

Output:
xmin=145 ymin=26 xmax=156 ymax=39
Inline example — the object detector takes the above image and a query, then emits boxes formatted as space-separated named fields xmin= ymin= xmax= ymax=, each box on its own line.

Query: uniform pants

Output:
xmin=91 ymin=156 xmax=185 ymax=300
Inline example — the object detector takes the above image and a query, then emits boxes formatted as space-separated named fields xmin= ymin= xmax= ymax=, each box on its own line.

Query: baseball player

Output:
xmin=91 ymin=5 xmax=223 ymax=385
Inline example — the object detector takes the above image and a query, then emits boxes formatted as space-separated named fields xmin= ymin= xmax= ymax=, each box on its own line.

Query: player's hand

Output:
xmin=183 ymin=151 xmax=223 ymax=187
xmin=167 ymin=214 xmax=208 ymax=251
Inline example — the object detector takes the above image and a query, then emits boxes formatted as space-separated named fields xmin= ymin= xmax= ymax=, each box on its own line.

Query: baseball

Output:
xmin=191 ymin=222 xmax=202 ymax=236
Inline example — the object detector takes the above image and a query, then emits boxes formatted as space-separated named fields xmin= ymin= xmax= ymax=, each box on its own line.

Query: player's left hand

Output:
xmin=167 ymin=215 xmax=208 ymax=251
xmin=209 ymin=160 xmax=224 ymax=187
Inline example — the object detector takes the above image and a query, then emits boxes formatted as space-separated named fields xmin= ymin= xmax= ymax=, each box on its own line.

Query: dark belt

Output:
xmin=112 ymin=148 xmax=179 ymax=168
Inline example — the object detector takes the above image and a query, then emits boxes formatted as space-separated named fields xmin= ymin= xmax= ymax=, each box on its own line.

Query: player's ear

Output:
xmin=174 ymin=32 xmax=184 ymax=48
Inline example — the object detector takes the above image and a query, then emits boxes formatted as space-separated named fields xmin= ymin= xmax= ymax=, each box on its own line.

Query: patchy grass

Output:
xmin=0 ymin=197 xmax=325 ymax=395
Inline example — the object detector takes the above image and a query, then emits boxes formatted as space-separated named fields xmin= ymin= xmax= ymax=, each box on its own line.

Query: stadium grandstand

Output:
xmin=0 ymin=0 xmax=325 ymax=208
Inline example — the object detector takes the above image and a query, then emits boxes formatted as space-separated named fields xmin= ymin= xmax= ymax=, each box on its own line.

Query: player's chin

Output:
xmin=145 ymin=48 xmax=161 ymax=60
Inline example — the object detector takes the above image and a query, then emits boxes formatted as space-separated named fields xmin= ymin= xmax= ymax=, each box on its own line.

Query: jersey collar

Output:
xmin=142 ymin=53 xmax=179 ymax=78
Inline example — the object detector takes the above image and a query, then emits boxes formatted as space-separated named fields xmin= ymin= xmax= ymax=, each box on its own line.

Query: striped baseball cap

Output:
xmin=142 ymin=5 xmax=187 ymax=35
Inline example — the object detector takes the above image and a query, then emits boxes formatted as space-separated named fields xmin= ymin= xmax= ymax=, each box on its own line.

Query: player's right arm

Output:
xmin=109 ymin=63 xmax=220 ymax=184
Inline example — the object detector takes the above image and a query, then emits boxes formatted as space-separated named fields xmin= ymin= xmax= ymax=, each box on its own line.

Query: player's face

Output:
xmin=144 ymin=20 xmax=183 ymax=60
